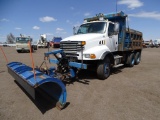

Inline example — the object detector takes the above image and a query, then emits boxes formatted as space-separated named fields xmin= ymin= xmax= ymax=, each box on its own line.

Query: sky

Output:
xmin=0 ymin=0 xmax=160 ymax=43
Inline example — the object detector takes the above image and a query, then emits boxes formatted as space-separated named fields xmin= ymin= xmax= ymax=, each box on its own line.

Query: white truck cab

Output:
xmin=62 ymin=21 xmax=118 ymax=60
xmin=16 ymin=35 xmax=37 ymax=53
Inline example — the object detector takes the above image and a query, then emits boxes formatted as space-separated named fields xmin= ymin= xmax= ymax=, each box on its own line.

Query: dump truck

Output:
xmin=37 ymin=34 xmax=48 ymax=48
xmin=50 ymin=37 xmax=62 ymax=48
xmin=60 ymin=11 xmax=143 ymax=79
xmin=16 ymin=35 xmax=37 ymax=53
xmin=7 ymin=11 xmax=143 ymax=110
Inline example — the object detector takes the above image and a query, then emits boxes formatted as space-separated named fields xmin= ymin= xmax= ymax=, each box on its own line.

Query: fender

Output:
xmin=100 ymin=51 xmax=114 ymax=65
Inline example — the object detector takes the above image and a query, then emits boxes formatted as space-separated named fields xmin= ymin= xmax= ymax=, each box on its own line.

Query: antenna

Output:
xmin=116 ymin=0 xmax=118 ymax=13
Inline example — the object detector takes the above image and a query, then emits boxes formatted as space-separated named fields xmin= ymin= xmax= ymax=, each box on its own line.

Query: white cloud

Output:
xmin=33 ymin=26 xmax=40 ymax=30
xmin=66 ymin=20 xmax=70 ymax=23
xmin=0 ymin=18 xmax=9 ymax=22
xmin=129 ymin=11 xmax=160 ymax=20
xmin=62 ymin=32 xmax=67 ymax=34
xmin=66 ymin=20 xmax=72 ymax=24
xmin=74 ymin=21 xmax=81 ymax=27
xmin=39 ymin=16 xmax=57 ymax=22
xmin=70 ymin=7 xmax=74 ymax=10
xmin=56 ymin=31 xmax=67 ymax=34
xmin=84 ymin=12 xmax=91 ymax=17
xmin=118 ymin=0 xmax=143 ymax=9
xmin=45 ymin=33 xmax=53 ymax=36
xmin=56 ymin=28 xmax=64 ymax=31
xmin=0 ymin=35 xmax=5 ymax=38
xmin=56 ymin=28 xmax=67 ymax=34
xmin=15 ymin=27 xmax=22 ymax=30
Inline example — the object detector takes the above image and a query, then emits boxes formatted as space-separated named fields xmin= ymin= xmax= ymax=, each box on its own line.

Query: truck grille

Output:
xmin=17 ymin=44 xmax=29 ymax=48
xmin=60 ymin=41 xmax=84 ymax=58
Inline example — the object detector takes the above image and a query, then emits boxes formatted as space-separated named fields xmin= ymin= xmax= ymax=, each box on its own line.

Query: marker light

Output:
xmin=99 ymin=17 xmax=104 ymax=21
xmin=84 ymin=20 xmax=87 ymax=23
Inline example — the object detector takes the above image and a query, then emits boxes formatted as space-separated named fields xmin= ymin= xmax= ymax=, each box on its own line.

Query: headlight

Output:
xmin=84 ymin=54 xmax=96 ymax=59
xmin=84 ymin=54 xmax=90 ymax=58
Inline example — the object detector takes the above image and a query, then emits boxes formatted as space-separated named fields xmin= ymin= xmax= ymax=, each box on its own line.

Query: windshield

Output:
xmin=53 ymin=37 xmax=62 ymax=42
xmin=154 ymin=40 xmax=157 ymax=43
xmin=16 ymin=37 xmax=31 ymax=43
xmin=77 ymin=22 xmax=106 ymax=34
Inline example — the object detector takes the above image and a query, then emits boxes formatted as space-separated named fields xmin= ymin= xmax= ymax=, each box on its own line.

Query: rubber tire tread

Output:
xmin=127 ymin=53 xmax=135 ymax=67
xmin=97 ymin=57 xmax=110 ymax=80
xmin=135 ymin=52 xmax=141 ymax=65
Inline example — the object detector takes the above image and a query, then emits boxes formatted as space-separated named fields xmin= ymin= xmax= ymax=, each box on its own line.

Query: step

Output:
xmin=114 ymin=55 xmax=123 ymax=59
xmin=113 ymin=64 xmax=124 ymax=68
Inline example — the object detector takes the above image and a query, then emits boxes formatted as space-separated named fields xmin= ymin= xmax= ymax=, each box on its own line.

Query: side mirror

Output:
xmin=114 ymin=23 xmax=119 ymax=34
xmin=73 ymin=26 xmax=80 ymax=35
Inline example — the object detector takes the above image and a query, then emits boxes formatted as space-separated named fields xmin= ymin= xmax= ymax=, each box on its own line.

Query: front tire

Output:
xmin=17 ymin=50 xmax=21 ymax=53
xmin=97 ymin=57 xmax=110 ymax=80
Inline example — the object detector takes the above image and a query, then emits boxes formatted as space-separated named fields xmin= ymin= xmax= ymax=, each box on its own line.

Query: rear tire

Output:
xmin=127 ymin=53 xmax=135 ymax=67
xmin=34 ymin=46 xmax=37 ymax=50
xmin=134 ymin=52 xmax=141 ymax=65
xmin=97 ymin=57 xmax=110 ymax=80
xmin=17 ymin=50 xmax=21 ymax=53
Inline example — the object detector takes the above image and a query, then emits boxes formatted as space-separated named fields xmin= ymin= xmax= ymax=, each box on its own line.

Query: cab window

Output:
xmin=108 ymin=23 xmax=114 ymax=36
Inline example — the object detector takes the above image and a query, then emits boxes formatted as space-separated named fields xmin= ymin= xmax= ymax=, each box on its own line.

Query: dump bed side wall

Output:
xmin=106 ymin=13 xmax=143 ymax=51
xmin=123 ymin=29 xmax=143 ymax=51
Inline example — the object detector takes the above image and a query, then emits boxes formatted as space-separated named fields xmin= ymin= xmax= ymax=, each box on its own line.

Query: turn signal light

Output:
xmin=81 ymin=41 xmax=86 ymax=45
xmin=90 ymin=54 xmax=96 ymax=59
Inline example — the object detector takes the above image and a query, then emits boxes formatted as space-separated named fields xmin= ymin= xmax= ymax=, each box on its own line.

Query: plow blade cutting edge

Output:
xmin=7 ymin=62 xmax=67 ymax=109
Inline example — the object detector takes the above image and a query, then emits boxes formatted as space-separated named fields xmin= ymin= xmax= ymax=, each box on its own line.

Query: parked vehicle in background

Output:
xmin=16 ymin=35 xmax=37 ymax=53
xmin=142 ymin=41 xmax=149 ymax=48
xmin=37 ymin=34 xmax=48 ymax=48
xmin=50 ymin=37 xmax=62 ymax=48
xmin=3 ymin=42 xmax=8 ymax=47
xmin=153 ymin=39 xmax=160 ymax=48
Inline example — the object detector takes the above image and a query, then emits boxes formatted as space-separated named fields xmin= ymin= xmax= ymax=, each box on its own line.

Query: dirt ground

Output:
xmin=0 ymin=47 xmax=160 ymax=120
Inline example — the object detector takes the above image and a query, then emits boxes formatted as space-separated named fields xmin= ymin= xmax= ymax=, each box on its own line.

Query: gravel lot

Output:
xmin=0 ymin=47 xmax=160 ymax=120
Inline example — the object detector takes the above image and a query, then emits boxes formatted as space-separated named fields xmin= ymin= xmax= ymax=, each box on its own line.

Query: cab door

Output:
xmin=108 ymin=23 xmax=118 ymax=52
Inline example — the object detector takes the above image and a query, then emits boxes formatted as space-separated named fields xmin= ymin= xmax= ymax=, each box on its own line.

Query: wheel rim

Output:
xmin=137 ymin=57 xmax=140 ymax=62
xmin=104 ymin=63 xmax=110 ymax=76
xmin=131 ymin=56 xmax=135 ymax=65
xmin=137 ymin=54 xmax=140 ymax=63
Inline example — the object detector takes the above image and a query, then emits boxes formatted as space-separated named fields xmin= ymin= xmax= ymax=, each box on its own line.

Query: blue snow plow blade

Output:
xmin=7 ymin=62 xmax=67 ymax=109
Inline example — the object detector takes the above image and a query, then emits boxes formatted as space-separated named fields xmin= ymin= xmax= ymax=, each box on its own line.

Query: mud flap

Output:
xmin=7 ymin=62 xmax=67 ymax=109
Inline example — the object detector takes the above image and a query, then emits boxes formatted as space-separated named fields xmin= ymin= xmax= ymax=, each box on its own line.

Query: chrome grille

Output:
xmin=60 ymin=41 xmax=84 ymax=57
